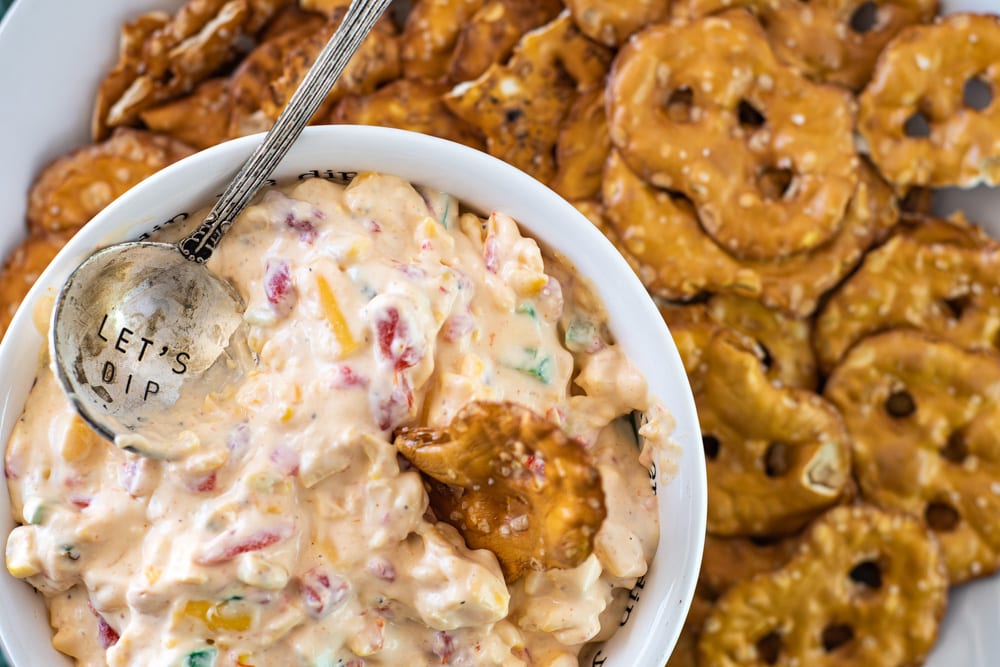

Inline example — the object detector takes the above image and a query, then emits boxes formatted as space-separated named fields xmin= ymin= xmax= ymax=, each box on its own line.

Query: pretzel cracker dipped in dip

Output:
xmin=4 ymin=173 xmax=670 ymax=667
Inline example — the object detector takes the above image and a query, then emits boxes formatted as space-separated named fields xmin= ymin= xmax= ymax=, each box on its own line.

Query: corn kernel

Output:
xmin=183 ymin=599 xmax=254 ymax=633
xmin=5 ymin=526 xmax=41 ymax=578
xmin=316 ymin=275 xmax=359 ymax=357
xmin=62 ymin=416 xmax=98 ymax=462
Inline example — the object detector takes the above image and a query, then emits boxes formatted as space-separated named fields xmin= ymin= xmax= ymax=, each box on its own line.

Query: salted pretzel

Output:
xmin=668 ymin=533 xmax=800 ymax=667
xmin=26 ymin=129 xmax=194 ymax=235
xmin=329 ymin=79 xmax=486 ymax=151
xmin=92 ymin=0 xmax=257 ymax=140
xmin=394 ymin=400 xmax=606 ymax=582
xmin=700 ymin=504 xmax=947 ymax=666
xmin=445 ymin=13 xmax=612 ymax=185
xmin=602 ymin=151 xmax=897 ymax=317
xmin=550 ymin=87 xmax=610 ymax=201
xmin=400 ymin=0 xmax=485 ymax=80
xmin=814 ymin=217 xmax=1000 ymax=373
xmin=446 ymin=0 xmax=564 ymax=83
xmin=607 ymin=10 xmax=859 ymax=262
xmin=564 ymin=0 xmax=669 ymax=46
xmin=0 ymin=234 xmax=70 ymax=337
xmin=825 ymin=330 xmax=1000 ymax=583
xmin=692 ymin=329 xmax=851 ymax=536
xmin=672 ymin=0 xmax=938 ymax=91
xmin=859 ymin=13 xmax=1000 ymax=188
xmin=660 ymin=297 xmax=817 ymax=391
xmin=139 ymin=77 xmax=232 ymax=150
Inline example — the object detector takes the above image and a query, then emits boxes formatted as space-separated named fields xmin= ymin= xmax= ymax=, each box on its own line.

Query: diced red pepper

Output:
xmin=432 ymin=631 xmax=456 ymax=664
xmin=87 ymin=602 xmax=119 ymax=649
xmin=264 ymin=260 xmax=296 ymax=316
xmin=196 ymin=526 xmax=291 ymax=565
xmin=366 ymin=556 xmax=396 ymax=582
xmin=299 ymin=566 xmax=349 ymax=619
xmin=374 ymin=307 xmax=423 ymax=371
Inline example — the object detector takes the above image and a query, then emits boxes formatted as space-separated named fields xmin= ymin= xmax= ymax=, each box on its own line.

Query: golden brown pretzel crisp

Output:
xmin=660 ymin=297 xmax=817 ymax=391
xmin=699 ymin=504 xmax=948 ymax=667
xmin=329 ymin=79 xmax=486 ymax=151
xmin=446 ymin=0 xmax=564 ymax=83
xmin=227 ymin=12 xmax=326 ymax=137
xmin=549 ymin=87 xmax=611 ymax=201
xmin=813 ymin=218 xmax=1000 ymax=373
xmin=139 ymin=77 xmax=232 ymax=150
xmin=445 ymin=14 xmax=612 ymax=184
xmin=27 ymin=129 xmax=195 ymax=235
xmin=607 ymin=10 xmax=859 ymax=261
xmin=672 ymin=0 xmax=938 ymax=91
xmin=92 ymin=0 xmax=252 ymax=140
xmin=400 ymin=0 xmax=485 ymax=80
xmin=693 ymin=330 xmax=851 ymax=536
xmin=261 ymin=12 xmax=400 ymax=124
xmin=602 ymin=151 xmax=897 ymax=317
xmin=0 ymin=234 xmax=70 ymax=337
xmin=858 ymin=13 xmax=1000 ymax=187
xmin=394 ymin=400 xmax=606 ymax=582
xmin=825 ymin=330 xmax=1000 ymax=583
xmin=564 ymin=0 xmax=670 ymax=46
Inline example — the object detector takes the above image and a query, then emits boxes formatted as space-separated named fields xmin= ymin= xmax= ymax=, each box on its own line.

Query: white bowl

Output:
xmin=0 ymin=126 xmax=707 ymax=666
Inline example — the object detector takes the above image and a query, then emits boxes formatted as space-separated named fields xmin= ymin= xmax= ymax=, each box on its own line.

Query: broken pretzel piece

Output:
xmin=394 ymin=400 xmax=606 ymax=582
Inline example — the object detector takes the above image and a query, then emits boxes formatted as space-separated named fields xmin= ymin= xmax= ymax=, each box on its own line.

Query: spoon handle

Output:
xmin=178 ymin=0 xmax=393 ymax=263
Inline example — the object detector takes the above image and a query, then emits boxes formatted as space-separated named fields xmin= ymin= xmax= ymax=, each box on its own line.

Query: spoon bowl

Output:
xmin=50 ymin=241 xmax=247 ymax=457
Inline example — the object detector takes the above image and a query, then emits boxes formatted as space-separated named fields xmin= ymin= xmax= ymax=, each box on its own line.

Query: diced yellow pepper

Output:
xmin=316 ymin=275 xmax=359 ymax=357
xmin=183 ymin=599 xmax=254 ymax=632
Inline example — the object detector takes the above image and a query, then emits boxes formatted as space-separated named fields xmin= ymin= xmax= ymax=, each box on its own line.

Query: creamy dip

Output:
xmin=5 ymin=173 xmax=666 ymax=667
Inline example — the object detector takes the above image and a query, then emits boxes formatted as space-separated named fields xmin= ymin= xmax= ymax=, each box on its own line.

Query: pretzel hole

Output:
xmin=738 ymin=99 xmax=766 ymax=128
xmin=703 ymin=434 xmax=720 ymax=460
xmin=849 ymin=560 xmax=883 ymax=589
xmin=821 ymin=623 xmax=855 ymax=652
xmin=758 ymin=167 xmax=794 ymax=200
xmin=884 ymin=390 xmax=916 ymax=418
xmin=942 ymin=429 xmax=969 ymax=464
xmin=903 ymin=111 xmax=931 ymax=138
xmin=755 ymin=631 xmax=782 ymax=665
xmin=666 ymin=87 xmax=695 ymax=123
xmin=758 ymin=342 xmax=774 ymax=371
xmin=763 ymin=442 xmax=791 ymax=478
xmin=942 ymin=294 xmax=971 ymax=319
xmin=750 ymin=535 xmax=782 ymax=547
xmin=963 ymin=76 xmax=993 ymax=111
xmin=925 ymin=501 xmax=960 ymax=532
xmin=849 ymin=2 xmax=879 ymax=34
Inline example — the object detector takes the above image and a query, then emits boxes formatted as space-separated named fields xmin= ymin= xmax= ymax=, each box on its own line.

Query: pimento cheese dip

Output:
xmin=5 ymin=173 xmax=667 ymax=667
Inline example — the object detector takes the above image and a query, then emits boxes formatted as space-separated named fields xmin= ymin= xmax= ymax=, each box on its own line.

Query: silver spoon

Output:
xmin=50 ymin=0 xmax=392 ymax=459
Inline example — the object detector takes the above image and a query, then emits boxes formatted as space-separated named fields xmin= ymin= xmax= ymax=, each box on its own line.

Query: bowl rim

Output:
xmin=0 ymin=125 xmax=706 ymax=666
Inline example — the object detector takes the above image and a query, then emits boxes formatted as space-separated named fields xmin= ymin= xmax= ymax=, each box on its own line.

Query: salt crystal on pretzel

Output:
xmin=564 ymin=0 xmax=670 ymax=46
xmin=92 ymin=0 xmax=253 ymax=140
xmin=328 ymin=79 xmax=486 ymax=151
xmin=607 ymin=10 xmax=859 ymax=262
xmin=602 ymin=151 xmax=897 ymax=317
xmin=859 ymin=12 xmax=1000 ymax=188
xmin=400 ymin=0 xmax=486 ymax=81
xmin=26 ymin=129 xmax=195 ymax=235
xmin=700 ymin=504 xmax=948 ymax=666
xmin=692 ymin=329 xmax=851 ymax=536
xmin=672 ymin=0 xmax=938 ymax=91
xmin=814 ymin=217 xmax=1000 ymax=373
xmin=825 ymin=330 xmax=1000 ymax=583
xmin=394 ymin=400 xmax=606 ymax=583
xmin=445 ymin=12 xmax=612 ymax=185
